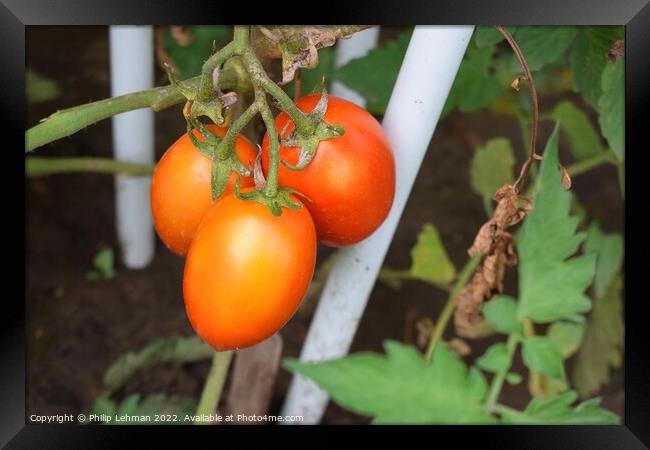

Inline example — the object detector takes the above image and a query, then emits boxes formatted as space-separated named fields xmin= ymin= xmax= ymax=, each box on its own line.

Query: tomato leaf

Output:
xmin=103 ymin=336 xmax=213 ymax=396
xmin=87 ymin=246 xmax=116 ymax=281
xmin=572 ymin=228 xmax=624 ymax=399
xmin=547 ymin=321 xmax=585 ymax=359
xmin=505 ymin=372 xmax=523 ymax=385
xmin=26 ymin=69 xmax=61 ymax=104
xmin=482 ymin=295 xmax=521 ymax=335
xmin=516 ymin=123 xmax=596 ymax=323
xmin=474 ymin=26 xmax=516 ymax=48
xmin=165 ymin=26 xmax=231 ymax=78
xmin=499 ymin=390 xmax=619 ymax=424
xmin=508 ymin=27 xmax=576 ymax=72
xmin=522 ymin=336 xmax=565 ymax=380
xmin=409 ymin=223 xmax=456 ymax=286
xmin=443 ymin=42 xmax=502 ymax=115
xmin=476 ymin=343 xmax=509 ymax=373
xmin=598 ymin=59 xmax=624 ymax=162
xmin=469 ymin=137 xmax=516 ymax=202
xmin=570 ymin=26 xmax=624 ymax=107
xmin=333 ymin=29 xmax=412 ymax=115
xmin=284 ymin=341 xmax=495 ymax=424
xmin=584 ymin=223 xmax=624 ymax=299
xmin=549 ymin=101 xmax=605 ymax=160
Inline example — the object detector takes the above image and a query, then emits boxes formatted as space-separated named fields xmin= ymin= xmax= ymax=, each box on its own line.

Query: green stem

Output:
xmin=425 ymin=254 xmax=482 ymax=362
xmin=485 ymin=333 xmax=519 ymax=413
xmin=194 ymin=351 xmax=234 ymax=424
xmin=26 ymin=70 xmax=243 ymax=153
xmin=258 ymin=89 xmax=280 ymax=198
xmin=566 ymin=151 xmax=617 ymax=177
xmin=26 ymin=157 xmax=154 ymax=177
xmin=232 ymin=26 xmax=250 ymax=51
xmin=197 ymin=41 xmax=236 ymax=101
xmin=241 ymin=48 xmax=315 ymax=135
xmin=216 ymin=100 xmax=260 ymax=160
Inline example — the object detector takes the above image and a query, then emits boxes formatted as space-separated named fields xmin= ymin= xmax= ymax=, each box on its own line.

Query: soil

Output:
xmin=26 ymin=26 xmax=624 ymax=424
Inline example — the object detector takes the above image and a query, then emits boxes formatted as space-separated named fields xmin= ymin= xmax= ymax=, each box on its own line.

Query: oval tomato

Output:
xmin=261 ymin=94 xmax=395 ymax=247
xmin=150 ymin=125 xmax=257 ymax=256
xmin=183 ymin=189 xmax=317 ymax=351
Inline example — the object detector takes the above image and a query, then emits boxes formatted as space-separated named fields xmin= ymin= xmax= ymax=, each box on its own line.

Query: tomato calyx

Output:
xmin=279 ymin=90 xmax=345 ymax=171
xmin=186 ymin=122 xmax=253 ymax=201
xmin=234 ymin=176 xmax=311 ymax=217
xmin=166 ymin=63 xmax=234 ymax=127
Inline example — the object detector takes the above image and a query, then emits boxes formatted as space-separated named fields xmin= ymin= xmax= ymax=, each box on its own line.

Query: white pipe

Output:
xmin=281 ymin=25 xmax=475 ymax=424
xmin=109 ymin=26 xmax=155 ymax=269
xmin=331 ymin=27 xmax=380 ymax=107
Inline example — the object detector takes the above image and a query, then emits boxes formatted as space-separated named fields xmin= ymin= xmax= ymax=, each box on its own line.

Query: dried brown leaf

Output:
xmin=447 ymin=338 xmax=472 ymax=357
xmin=511 ymin=75 xmax=527 ymax=91
xmin=559 ymin=164 xmax=572 ymax=190
xmin=608 ymin=39 xmax=625 ymax=63
xmin=251 ymin=26 xmax=371 ymax=84
xmin=170 ymin=26 xmax=193 ymax=47
xmin=455 ymin=184 xmax=530 ymax=337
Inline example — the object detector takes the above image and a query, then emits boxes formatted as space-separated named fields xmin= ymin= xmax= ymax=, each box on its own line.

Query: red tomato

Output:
xmin=150 ymin=125 xmax=257 ymax=256
xmin=183 ymin=189 xmax=317 ymax=351
xmin=261 ymin=94 xmax=395 ymax=247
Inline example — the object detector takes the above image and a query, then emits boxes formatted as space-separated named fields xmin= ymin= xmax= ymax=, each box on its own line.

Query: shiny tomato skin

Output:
xmin=150 ymin=125 xmax=257 ymax=256
xmin=261 ymin=94 xmax=395 ymax=247
xmin=183 ymin=190 xmax=317 ymax=351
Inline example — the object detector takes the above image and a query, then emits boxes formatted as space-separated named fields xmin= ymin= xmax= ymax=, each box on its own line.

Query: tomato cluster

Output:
xmin=150 ymin=96 xmax=395 ymax=351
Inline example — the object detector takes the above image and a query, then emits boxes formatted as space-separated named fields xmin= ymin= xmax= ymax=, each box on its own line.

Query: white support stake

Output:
xmin=109 ymin=26 xmax=155 ymax=269
xmin=281 ymin=25 xmax=475 ymax=424
xmin=331 ymin=27 xmax=380 ymax=106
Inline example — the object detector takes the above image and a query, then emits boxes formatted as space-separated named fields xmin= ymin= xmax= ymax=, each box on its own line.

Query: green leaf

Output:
xmin=91 ymin=246 xmax=116 ymax=280
xmin=598 ymin=59 xmax=624 ymax=162
xmin=443 ymin=41 xmax=502 ymax=115
xmin=26 ymin=69 xmax=61 ymax=104
xmin=284 ymin=341 xmax=495 ymax=424
xmin=409 ymin=223 xmax=456 ymax=286
xmin=117 ymin=393 xmax=141 ymax=415
xmin=570 ymin=26 xmax=624 ymax=107
xmin=572 ymin=275 xmax=624 ymax=398
xmin=91 ymin=396 xmax=116 ymax=417
xmin=467 ymin=367 xmax=489 ymax=401
xmin=505 ymin=372 xmax=523 ymax=385
xmin=165 ymin=26 xmax=231 ymax=78
xmin=509 ymin=27 xmax=576 ymax=72
xmin=499 ymin=391 xmax=619 ymax=424
xmin=584 ymin=223 xmax=624 ymax=298
xmin=550 ymin=101 xmax=605 ymax=160
xmin=333 ymin=29 xmax=412 ymax=115
xmin=547 ymin=321 xmax=585 ymax=359
xmin=103 ymin=336 xmax=213 ymax=395
xmin=482 ymin=295 xmax=521 ymax=334
xmin=522 ymin=336 xmax=564 ymax=380
xmin=469 ymin=138 xmax=515 ymax=201
xmin=474 ymin=26 xmax=516 ymax=48
xmin=476 ymin=343 xmax=509 ymax=373
xmin=516 ymin=123 xmax=596 ymax=323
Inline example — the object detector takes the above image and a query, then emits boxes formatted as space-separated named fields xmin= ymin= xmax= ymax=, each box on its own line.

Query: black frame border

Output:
xmin=5 ymin=0 xmax=649 ymax=447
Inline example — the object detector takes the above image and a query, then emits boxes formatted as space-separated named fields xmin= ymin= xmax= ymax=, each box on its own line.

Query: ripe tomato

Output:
xmin=183 ymin=189 xmax=317 ymax=351
xmin=261 ymin=94 xmax=395 ymax=247
xmin=150 ymin=125 xmax=257 ymax=256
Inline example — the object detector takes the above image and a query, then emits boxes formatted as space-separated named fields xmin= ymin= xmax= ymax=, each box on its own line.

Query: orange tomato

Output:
xmin=150 ymin=125 xmax=257 ymax=256
xmin=261 ymin=94 xmax=395 ymax=247
xmin=183 ymin=189 xmax=317 ymax=350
